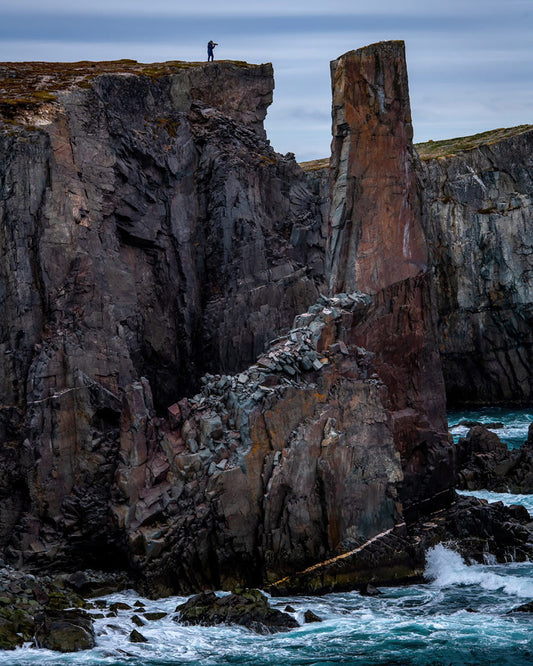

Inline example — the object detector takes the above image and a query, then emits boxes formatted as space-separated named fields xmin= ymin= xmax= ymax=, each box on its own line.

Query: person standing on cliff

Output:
xmin=207 ymin=40 xmax=218 ymax=62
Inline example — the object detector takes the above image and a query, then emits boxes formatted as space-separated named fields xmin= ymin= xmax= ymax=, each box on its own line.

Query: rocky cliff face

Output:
xmin=418 ymin=126 xmax=533 ymax=405
xmin=115 ymin=293 xmax=407 ymax=594
xmin=0 ymin=60 xmax=324 ymax=570
xmin=3 ymin=46 xmax=521 ymax=594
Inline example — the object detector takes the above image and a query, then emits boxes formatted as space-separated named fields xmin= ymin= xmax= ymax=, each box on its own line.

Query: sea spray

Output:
xmin=425 ymin=544 xmax=533 ymax=598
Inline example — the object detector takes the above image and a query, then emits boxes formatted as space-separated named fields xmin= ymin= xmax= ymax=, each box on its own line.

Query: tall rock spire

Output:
xmin=327 ymin=40 xmax=427 ymax=294
xmin=326 ymin=41 xmax=453 ymax=520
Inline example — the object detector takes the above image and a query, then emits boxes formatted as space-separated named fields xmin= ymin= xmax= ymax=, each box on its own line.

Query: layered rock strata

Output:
xmin=111 ymin=293 xmax=407 ymax=594
xmin=304 ymin=124 xmax=533 ymax=408
xmin=418 ymin=126 xmax=533 ymax=405
xmin=2 ymin=43 xmax=528 ymax=597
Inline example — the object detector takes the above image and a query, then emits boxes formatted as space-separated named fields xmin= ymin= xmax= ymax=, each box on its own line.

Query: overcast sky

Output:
xmin=2 ymin=0 xmax=532 ymax=161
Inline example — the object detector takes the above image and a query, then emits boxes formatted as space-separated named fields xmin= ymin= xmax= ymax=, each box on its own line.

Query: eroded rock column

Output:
xmin=326 ymin=41 xmax=454 ymax=520
xmin=327 ymin=40 xmax=427 ymax=294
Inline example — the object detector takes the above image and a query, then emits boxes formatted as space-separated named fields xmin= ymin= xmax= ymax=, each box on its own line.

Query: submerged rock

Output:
xmin=508 ymin=601 xmax=533 ymax=614
xmin=413 ymin=494 xmax=533 ymax=565
xmin=359 ymin=583 xmax=383 ymax=597
xmin=303 ymin=609 xmax=322 ymax=623
xmin=174 ymin=590 xmax=299 ymax=634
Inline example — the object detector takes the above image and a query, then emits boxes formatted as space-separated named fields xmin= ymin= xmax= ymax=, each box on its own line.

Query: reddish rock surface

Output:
xmin=326 ymin=41 xmax=454 ymax=520
xmin=2 ymin=46 xmax=527 ymax=598
xmin=327 ymin=41 xmax=427 ymax=295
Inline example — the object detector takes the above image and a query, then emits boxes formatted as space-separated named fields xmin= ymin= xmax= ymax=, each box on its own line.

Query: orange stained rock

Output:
xmin=328 ymin=41 xmax=427 ymax=295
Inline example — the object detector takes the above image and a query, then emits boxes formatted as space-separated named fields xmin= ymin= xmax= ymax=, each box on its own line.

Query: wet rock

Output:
xmin=508 ymin=601 xmax=533 ymax=614
xmin=0 ymin=617 xmax=24 ymax=650
xmin=303 ymin=609 xmax=322 ymax=623
xmin=131 ymin=614 xmax=146 ymax=627
xmin=413 ymin=495 xmax=533 ymax=564
xmin=143 ymin=611 xmax=168 ymax=621
xmin=456 ymin=425 xmax=533 ymax=493
xmin=174 ymin=590 xmax=299 ymax=634
xmin=129 ymin=629 xmax=149 ymax=643
xmin=109 ymin=601 xmax=132 ymax=612
xmin=359 ymin=583 xmax=382 ymax=597
xmin=34 ymin=609 xmax=95 ymax=652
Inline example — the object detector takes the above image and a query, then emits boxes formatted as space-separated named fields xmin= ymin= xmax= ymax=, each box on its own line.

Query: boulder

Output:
xmin=34 ymin=609 xmax=95 ymax=652
xmin=129 ymin=629 xmax=149 ymax=643
xmin=303 ymin=609 xmax=322 ymax=623
xmin=508 ymin=601 xmax=533 ymax=614
xmin=174 ymin=590 xmax=299 ymax=634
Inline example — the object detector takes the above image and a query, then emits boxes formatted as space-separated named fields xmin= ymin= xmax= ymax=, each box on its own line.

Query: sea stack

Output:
xmin=326 ymin=41 xmax=454 ymax=520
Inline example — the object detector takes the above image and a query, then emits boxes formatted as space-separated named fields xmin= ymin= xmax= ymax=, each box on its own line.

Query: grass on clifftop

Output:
xmin=0 ymin=59 xmax=254 ymax=123
xmin=299 ymin=157 xmax=330 ymax=172
xmin=298 ymin=125 xmax=533 ymax=170
xmin=415 ymin=125 xmax=533 ymax=160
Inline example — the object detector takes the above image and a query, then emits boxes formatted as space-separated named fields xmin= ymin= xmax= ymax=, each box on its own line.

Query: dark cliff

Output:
xmin=418 ymin=126 xmax=533 ymax=406
xmin=303 ymin=124 xmax=533 ymax=408
xmin=0 ymin=60 xmax=324 ymax=571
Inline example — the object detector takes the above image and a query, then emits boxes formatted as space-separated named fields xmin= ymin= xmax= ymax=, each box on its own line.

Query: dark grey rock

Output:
xmin=174 ymin=590 xmax=299 ymax=634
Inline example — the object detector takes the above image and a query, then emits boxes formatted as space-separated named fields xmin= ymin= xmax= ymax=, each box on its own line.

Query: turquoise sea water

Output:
xmin=448 ymin=407 xmax=532 ymax=449
xmin=2 ymin=409 xmax=532 ymax=666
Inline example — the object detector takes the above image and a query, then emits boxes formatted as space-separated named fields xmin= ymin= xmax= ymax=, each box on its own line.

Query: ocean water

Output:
xmin=448 ymin=406 xmax=532 ymax=449
xmin=3 ymin=545 xmax=533 ymax=666
xmin=2 ymin=409 xmax=532 ymax=665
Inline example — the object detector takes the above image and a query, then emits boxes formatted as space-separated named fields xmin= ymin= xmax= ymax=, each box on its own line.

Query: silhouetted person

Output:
xmin=207 ymin=40 xmax=218 ymax=62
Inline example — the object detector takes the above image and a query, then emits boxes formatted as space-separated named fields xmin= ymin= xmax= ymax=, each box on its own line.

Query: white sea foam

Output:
xmin=425 ymin=544 xmax=533 ymax=598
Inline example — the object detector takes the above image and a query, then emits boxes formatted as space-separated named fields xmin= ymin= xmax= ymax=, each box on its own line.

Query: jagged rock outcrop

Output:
xmin=112 ymin=293 xmax=406 ymax=594
xmin=456 ymin=424 xmax=533 ymax=493
xmin=418 ymin=126 xmax=533 ymax=405
xmin=326 ymin=42 xmax=454 ymax=520
xmin=0 ymin=564 xmax=91 ymax=651
xmin=174 ymin=589 xmax=299 ymax=634
xmin=0 ymin=61 xmax=323 ymax=569
xmin=304 ymin=124 xmax=533 ymax=408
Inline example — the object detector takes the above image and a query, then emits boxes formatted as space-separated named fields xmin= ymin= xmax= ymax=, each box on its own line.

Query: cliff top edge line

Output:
xmin=0 ymin=59 xmax=274 ymax=131
xmin=1 ymin=50 xmax=531 ymax=157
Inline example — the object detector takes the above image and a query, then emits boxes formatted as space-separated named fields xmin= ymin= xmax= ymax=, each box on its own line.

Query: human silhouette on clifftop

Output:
xmin=207 ymin=40 xmax=218 ymax=62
